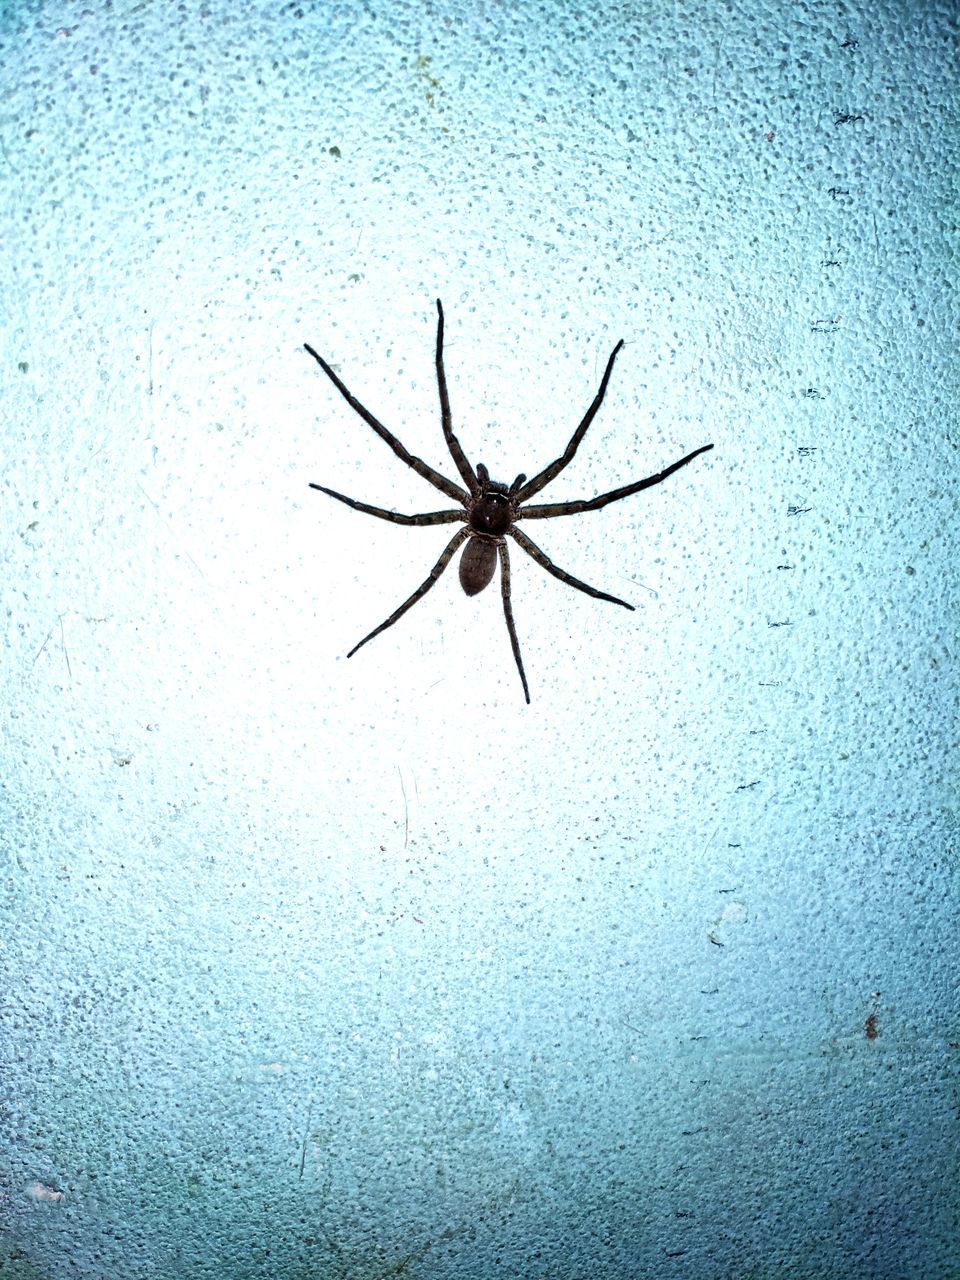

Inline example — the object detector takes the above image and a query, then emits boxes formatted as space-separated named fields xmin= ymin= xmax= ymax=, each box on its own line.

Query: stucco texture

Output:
xmin=1 ymin=1 xmax=957 ymax=1277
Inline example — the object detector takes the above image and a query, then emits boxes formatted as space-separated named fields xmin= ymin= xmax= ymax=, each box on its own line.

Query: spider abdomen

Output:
xmin=460 ymin=536 xmax=498 ymax=596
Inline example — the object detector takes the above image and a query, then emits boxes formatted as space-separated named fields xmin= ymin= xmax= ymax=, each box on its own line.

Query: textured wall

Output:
xmin=1 ymin=0 xmax=957 ymax=1276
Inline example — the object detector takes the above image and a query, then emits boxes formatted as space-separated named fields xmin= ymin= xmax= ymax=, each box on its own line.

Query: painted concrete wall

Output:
xmin=2 ymin=0 xmax=957 ymax=1276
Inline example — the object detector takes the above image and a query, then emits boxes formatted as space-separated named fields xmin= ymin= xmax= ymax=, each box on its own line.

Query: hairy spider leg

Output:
xmin=304 ymin=342 xmax=468 ymax=504
xmin=518 ymin=443 xmax=715 ymax=519
xmin=347 ymin=527 xmax=471 ymax=659
xmin=508 ymin=526 xmax=635 ymax=610
xmin=434 ymin=300 xmax=478 ymax=493
xmin=497 ymin=540 xmax=530 ymax=704
xmin=516 ymin=340 xmax=625 ymax=503
xmin=308 ymin=482 xmax=465 ymax=526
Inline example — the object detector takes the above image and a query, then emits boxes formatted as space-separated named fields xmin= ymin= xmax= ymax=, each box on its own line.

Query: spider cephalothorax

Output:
xmin=460 ymin=467 xmax=524 ymax=594
xmin=305 ymin=300 xmax=713 ymax=703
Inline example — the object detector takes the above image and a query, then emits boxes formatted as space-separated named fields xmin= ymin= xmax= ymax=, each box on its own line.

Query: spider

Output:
xmin=305 ymin=300 xmax=713 ymax=703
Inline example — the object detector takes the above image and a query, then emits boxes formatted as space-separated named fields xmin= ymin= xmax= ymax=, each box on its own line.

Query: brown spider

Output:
xmin=305 ymin=300 xmax=713 ymax=703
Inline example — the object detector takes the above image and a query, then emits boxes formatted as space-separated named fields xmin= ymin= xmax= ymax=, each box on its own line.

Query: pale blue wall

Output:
xmin=1 ymin=1 xmax=957 ymax=1276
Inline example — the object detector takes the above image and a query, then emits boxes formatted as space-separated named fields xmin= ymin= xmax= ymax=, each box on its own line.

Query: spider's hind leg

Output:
xmin=347 ymin=527 xmax=469 ymax=659
xmin=509 ymin=526 xmax=635 ymax=610
xmin=497 ymin=541 xmax=531 ymax=704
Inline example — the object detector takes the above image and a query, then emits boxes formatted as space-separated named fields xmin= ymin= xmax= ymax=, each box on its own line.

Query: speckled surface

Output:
xmin=1 ymin=0 xmax=957 ymax=1276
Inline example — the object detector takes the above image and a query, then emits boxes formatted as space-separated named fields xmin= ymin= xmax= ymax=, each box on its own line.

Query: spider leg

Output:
xmin=304 ymin=341 xmax=468 ymax=504
xmin=497 ymin=540 xmax=531 ymax=704
xmin=516 ymin=339 xmax=625 ymax=502
xmin=435 ymin=300 xmax=478 ymax=492
xmin=518 ymin=443 xmax=714 ymax=518
xmin=508 ymin=527 xmax=635 ymax=611
xmin=309 ymin=483 xmax=465 ymax=526
xmin=347 ymin=527 xmax=470 ymax=659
